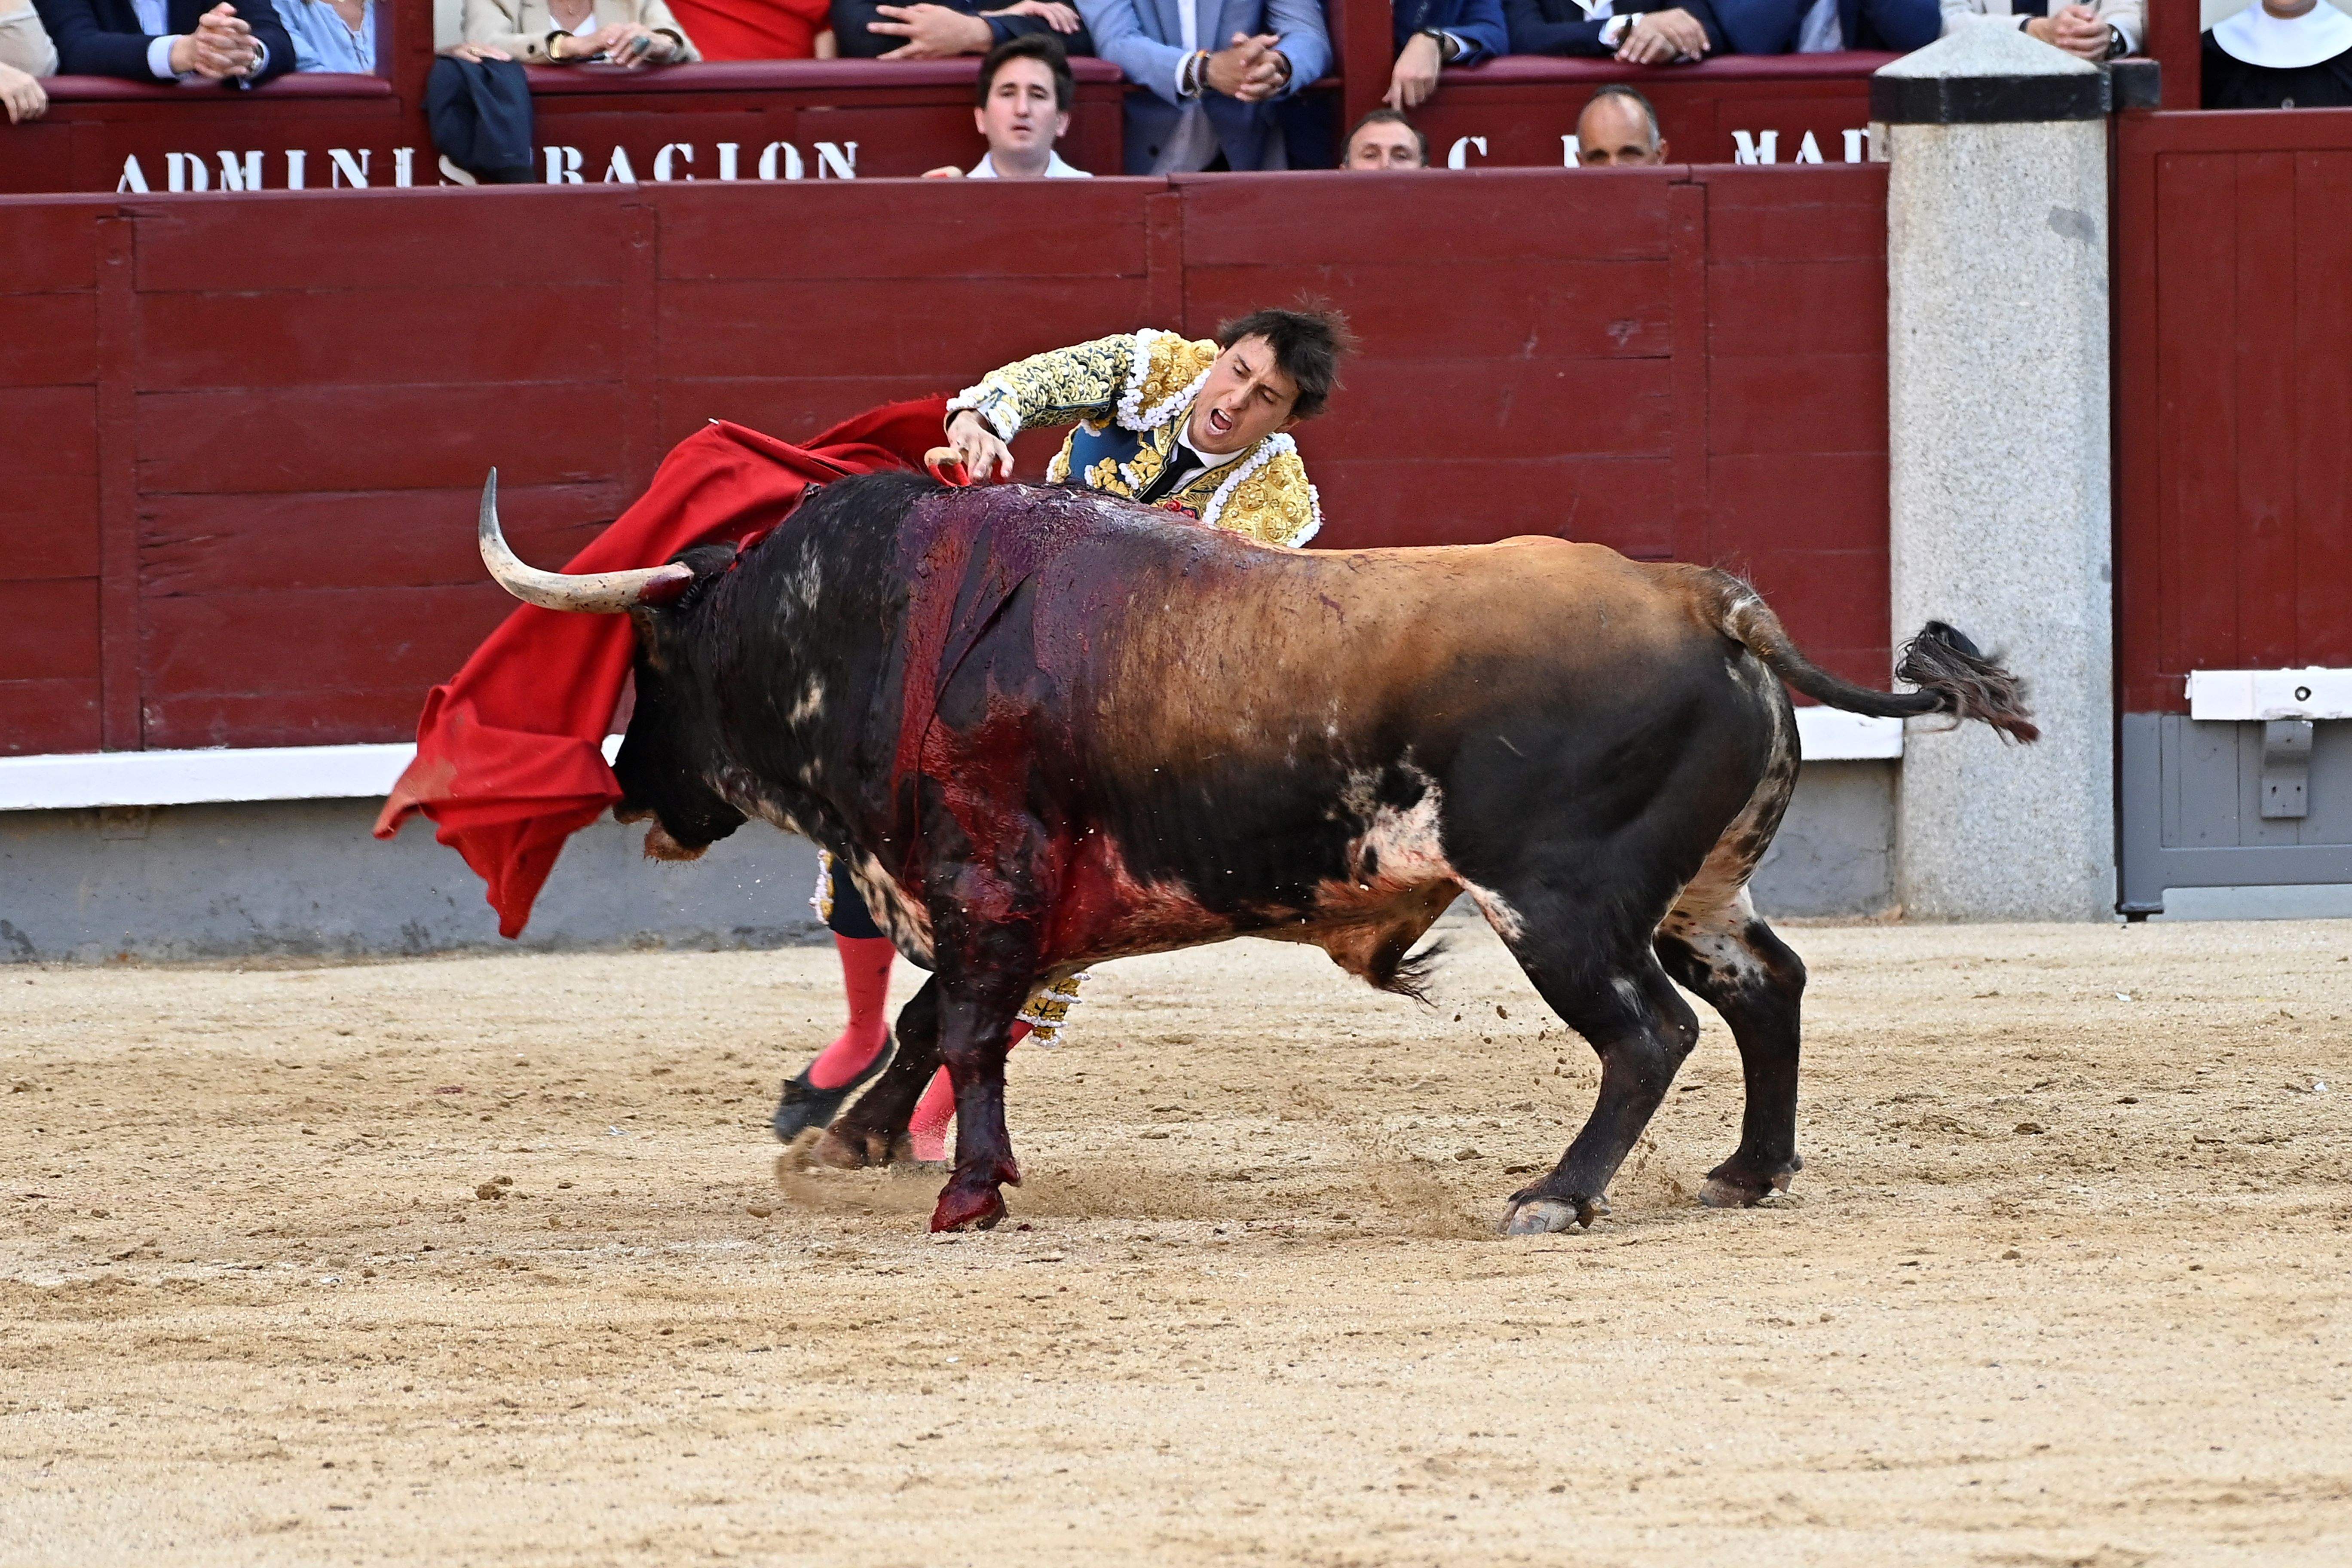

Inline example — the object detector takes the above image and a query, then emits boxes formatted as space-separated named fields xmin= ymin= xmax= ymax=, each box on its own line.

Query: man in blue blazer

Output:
xmin=1384 ymin=0 xmax=1506 ymax=108
xmin=38 ymin=0 xmax=295 ymax=83
xmin=1077 ymin=0 xmax=1330 ymax=171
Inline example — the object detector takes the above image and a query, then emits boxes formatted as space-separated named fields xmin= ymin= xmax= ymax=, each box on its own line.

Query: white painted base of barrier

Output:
xmin=0 ymin=714 xmax=1898 ymax=813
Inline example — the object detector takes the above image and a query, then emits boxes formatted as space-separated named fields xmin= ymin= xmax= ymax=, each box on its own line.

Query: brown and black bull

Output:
xmin=480 ymin=468 xmax=2036 ymax=1234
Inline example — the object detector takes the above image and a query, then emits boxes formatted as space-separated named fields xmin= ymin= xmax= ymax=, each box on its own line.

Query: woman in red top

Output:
xmin=663 ymin=0 xmax=832 ymax=56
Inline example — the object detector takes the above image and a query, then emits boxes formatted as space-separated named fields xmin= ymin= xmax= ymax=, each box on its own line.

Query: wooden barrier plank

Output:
xmin=144 ymin=585 xmax=509 ymax=697
xmin=1 ymin=386 xmax=101 ymax=477
xmin=1308 ymin=456 xmax=1675 ymax=552
xmin=0 ymin=293 xmax=99 ymax=389
xmin=136 ymin=383 xmax=631 ymax=493
xmin=1305 ymin=358 xmax=1671 ymax=461
xmin=141 ymin=485 xmax=623 ymax=597
xmin=654 ymin=374 xmax=950 ymax=450
xmin=650 ymin=179 xmax=1153 ymax=282
xmin=2112 ymin=112 xmax=2167 ymax=712
xmin=0 ymin=475 xmax=102 ymax=583
xmin=2294 ymin=150 xmax=2352 ymax=670
xmin=1706 ymin=353 xmax=1885 ymax=457
xmin=1706 ymin=259 xmax=1883 ymax=358
xmin=138 ymin=286 xmax=624 ymax=391
xmin=0 ymin=679 xmax=102 ymax=755
xmin=0 ymin=579 xmax=101 ymax=683
xmin=1176 ymin=170 xmax=1672 ymax=265
xmin=1704 ymin=453 xmax=1887 ymax=554
xmin=1182 ymin=260 xmax=1673 ymax=361
xmin=2230 ymin=151 xmax=2300 ymax=671
xmin=143 ymin=689 xmax=462 ymax=750
xmin=2156 ymin=152 xmax=2242 ymax=680
xmin=0 ymin=200 xmax=103 ymax=289
xmin=1699 ymin=164 xmax=1887 ymax=258
xmin=133 ymin=190 xmax=634 ymax=293
xmin=658 ymin=276 xmax=1152 ymax=381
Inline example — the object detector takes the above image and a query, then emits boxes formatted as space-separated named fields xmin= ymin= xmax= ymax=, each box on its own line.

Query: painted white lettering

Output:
xmin=545 ymin=146 xmax=585 ymax=183
xmin=1561 ymin=133 xmax=1580 ymax=167
xmin=815 ymin=141 xmax=857 ymax=179
xmin=1731 ymin=129 xmax=1778 ymax=165
xmin=1843 ymin=127 xmax=1866 ymax=163
xmin=758 ymin=141 xmax=803 ymax=180
xmin=1446 ymin=135 xmax=1487 ymax=170
xmin=1795 ymin=130 xmax=1823 ymax=164
xmin=166 ymin=152 xmax=210 ymax=192
xmin=285 ymin=149 xmax=307 ymax=189
xmin=116 ymin=155 xmax=151 ymax=193
xmin=716 ymin=141 xmax=740 ymax=181
xmin=216 ymin=150 xmax=264 ymax=190
xmin=439 ymin=155 xmax=480 ymax=187
xmin=329 ymin=147 xmax=370 ymax=188
xmin=654 ymin=142 xmax=694 ymax=181
xmin=602 ymin=146 xmax=638 ymax=183
xmin=394 ymin=147 xmax=416 ymax=187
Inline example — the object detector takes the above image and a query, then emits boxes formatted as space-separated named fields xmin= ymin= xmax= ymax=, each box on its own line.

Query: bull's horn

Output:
xmin=478 ymin=469 xmax=693 ymax=614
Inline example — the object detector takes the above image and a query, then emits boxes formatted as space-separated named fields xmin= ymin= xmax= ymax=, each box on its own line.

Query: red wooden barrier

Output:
xmin=1407 ymin=53 xmax=1894 ymax=168
xmin=0 ymin=166 xmax=1887 ymax=756
xmin=2113 ymin=106 xmax=2352 ymax=714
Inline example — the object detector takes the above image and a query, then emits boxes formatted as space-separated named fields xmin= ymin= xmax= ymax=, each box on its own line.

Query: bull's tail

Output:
xmin=1697 ymin=570 xmax=2040 ymax=744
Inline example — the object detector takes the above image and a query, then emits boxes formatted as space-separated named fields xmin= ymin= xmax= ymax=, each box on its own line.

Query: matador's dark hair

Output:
xmin=1215 ymin=299 xmax=1357 ymax=421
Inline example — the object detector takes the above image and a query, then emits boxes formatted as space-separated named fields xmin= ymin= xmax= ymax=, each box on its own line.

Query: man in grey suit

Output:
xmin=1077 ymin=0 xmax=1330 ymax=172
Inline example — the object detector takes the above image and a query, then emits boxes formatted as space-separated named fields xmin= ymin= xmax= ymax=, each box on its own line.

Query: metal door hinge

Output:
xmin=2260 ymin=720 xmax=2312 ymax=820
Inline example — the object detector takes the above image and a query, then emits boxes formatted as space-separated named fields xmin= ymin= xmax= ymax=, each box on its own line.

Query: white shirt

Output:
xmin=968 ymin=150 xmax=1093 ymax=178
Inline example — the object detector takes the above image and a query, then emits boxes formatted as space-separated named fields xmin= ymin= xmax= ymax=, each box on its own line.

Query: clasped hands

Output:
xmin=1201 ymin=31 xmax=1288 ymax=101
xmin=168 ymin=3 xmax=262 ymax=79
xmin=2024 ymin=3 xmax=2112 ymax=59
xmin=549 ymin=21 xmax=677 ymax=63
xmin=1613 ymin=6 xmax=1708 ymax=64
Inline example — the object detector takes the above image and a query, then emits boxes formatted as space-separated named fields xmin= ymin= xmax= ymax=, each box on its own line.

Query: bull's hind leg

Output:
xmin=1492 ymin=912 xmax=1704 ymax=1235
xmin=1655 ymin=888 xmax=1807 ymax=1207
xmin=816 ymin=977 xmax=943 ymax=1168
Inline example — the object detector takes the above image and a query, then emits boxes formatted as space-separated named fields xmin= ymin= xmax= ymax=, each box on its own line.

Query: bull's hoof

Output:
xmin=1698 ymin=1153 xmax=1801 ymax=1209
xmin=929 ymin=1184 xmax=1007 ymax=1232
xmin=811 ymin=1129 xmax=881 ymax=1170
xmin=1501 ymin=1193 xmax=1608 ymax=1234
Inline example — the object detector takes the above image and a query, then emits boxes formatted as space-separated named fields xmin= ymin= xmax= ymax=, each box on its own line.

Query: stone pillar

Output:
xmin=1876 ymin=30 xmax=2116 ymax=920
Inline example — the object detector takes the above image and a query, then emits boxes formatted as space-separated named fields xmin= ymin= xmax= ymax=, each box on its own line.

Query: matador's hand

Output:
xmin=944 ymin=409 xmax=1014 ymax=482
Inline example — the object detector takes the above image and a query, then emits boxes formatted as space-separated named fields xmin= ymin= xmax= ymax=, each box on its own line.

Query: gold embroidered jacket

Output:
xmin=946 ymin=328 xmax=1322 ymax=548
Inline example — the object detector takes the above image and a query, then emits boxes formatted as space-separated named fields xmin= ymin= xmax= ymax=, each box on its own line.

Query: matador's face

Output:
xmin=1186 ymin=334 xmax=1300 ymax=457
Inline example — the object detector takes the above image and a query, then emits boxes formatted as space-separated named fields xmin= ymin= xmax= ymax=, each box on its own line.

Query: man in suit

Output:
xmin=1076 ymin=0 xmax=1329 ymax=171
xmin=1506 ymin=0 xmax=1724 ymax=63
xmin=37 ymin=0 xmax=294 ymax=82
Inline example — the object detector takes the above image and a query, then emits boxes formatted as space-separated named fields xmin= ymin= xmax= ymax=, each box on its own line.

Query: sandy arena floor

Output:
xmin=3 ymin=914 xmax=2349 ymax=1566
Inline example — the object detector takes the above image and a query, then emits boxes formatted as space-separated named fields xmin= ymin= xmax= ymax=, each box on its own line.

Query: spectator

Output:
xmin=1709 ymin=0 xmax=1939 ymax=54
xmin=668 ymin=0 xmax=831 ymax=56
xmin=35 ymin=0 xmax=296 ymax=85
xmin=1078 ymin=0 xmax=1330 ymax=171
xmin=923 ymin=34 xmax=1093 ymax=175
xmin=462 ymin=0 xmax=700 ymax=62
xmin=1942 ymin=0 xmax=2136 ymax=58
xmin=1505 ymin=0 xmax=1723 ymax=64
xmin=1384 ymin=0 xmax=1504 ymax=109
xmin=1 ymin=0 xmax=54 ymax=122
xmin=278 ymin=0 xmax=373 ymax=69
xmin=1572 ymin=83 xmax=1666 ymax=163
xmin=1340 ymin=106 xmax=1426 ymax=166
xmin=2203 ymin=0 xmax=2352 ymax=107
xmin=834 ymin=0 xmax=1087 ymax=59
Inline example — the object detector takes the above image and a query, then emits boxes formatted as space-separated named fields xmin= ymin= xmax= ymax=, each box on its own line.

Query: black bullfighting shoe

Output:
xmin=770 ymin=1035 xmax=895 ymax=1144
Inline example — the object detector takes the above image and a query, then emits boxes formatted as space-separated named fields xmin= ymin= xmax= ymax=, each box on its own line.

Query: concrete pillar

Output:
xmin=1876 ymin=30 xmax=2116 ymax=920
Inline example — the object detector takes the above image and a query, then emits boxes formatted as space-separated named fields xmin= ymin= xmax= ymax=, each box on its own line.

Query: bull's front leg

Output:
xmin=928 ymin=970 xmax=1033 ymax=1231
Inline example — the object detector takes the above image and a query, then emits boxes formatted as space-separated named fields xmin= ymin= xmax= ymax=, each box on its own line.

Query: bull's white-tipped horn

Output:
xmin=478 ymin=469 xmax=694 ymax=614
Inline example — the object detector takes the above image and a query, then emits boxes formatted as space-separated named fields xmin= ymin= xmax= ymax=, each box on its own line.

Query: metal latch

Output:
xmin=2260 ymin=720 xmax=2312 ymax=819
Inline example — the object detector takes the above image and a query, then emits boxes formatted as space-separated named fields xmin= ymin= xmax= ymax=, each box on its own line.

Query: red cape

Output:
xmin=374 ymin=398 xmax=950 ymax=938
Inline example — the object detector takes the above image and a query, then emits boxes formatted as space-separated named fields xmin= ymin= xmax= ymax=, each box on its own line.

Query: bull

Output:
xmin=479 ymin=468 xmax=2035 ymax=1234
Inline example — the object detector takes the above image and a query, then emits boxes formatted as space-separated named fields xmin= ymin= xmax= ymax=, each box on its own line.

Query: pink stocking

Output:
xmin=806 ymin=935 xmax=896 ymax=1090
xmin=906 ymin=1020 xmax=1031 ymax=1160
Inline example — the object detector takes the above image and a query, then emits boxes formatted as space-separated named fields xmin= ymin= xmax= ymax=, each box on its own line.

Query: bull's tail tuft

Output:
xmin=1698 ymin=569 xmax=2040 ymax=746
xmin=1893 ymin=621 xmax=2040 ymax=744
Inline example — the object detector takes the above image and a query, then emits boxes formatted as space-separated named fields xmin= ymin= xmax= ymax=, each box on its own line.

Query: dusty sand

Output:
xmin=3 ymin=914 xmax=2350 ymax=1566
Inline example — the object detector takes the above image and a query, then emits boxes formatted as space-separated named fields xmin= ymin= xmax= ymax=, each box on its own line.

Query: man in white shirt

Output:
xmin=923 ymin=34 xmax=1095 ymax=177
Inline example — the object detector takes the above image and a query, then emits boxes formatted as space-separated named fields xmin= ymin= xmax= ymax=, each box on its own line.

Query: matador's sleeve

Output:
xmin=946 ymin=334 xmax=1136 ymax=442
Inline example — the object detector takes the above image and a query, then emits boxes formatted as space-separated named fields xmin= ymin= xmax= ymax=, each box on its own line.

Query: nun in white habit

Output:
xmin=2204 ymin=0 xmax=2352 ymax=107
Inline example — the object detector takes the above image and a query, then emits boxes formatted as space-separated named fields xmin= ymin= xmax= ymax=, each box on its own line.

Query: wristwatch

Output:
xmin=2104 ymin=22 xmax=2127 ymax=58
xmin=1419 ymin=25 xmax=1461 ymax=62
